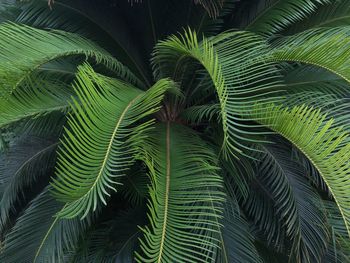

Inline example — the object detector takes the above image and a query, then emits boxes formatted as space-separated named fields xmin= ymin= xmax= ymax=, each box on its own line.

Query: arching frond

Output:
xmin=248 ymin=104 xmax=350 ymax=237
xmin=0 ymin=74 xmax=73 ymax=129
xmin=0 ymin=187 xmax=91 ymax=263
xmin=257 ymin=143 xmax=329 ymax=262
xmin=281 ymin=65 xmax=349 ymax=109
xmin=0 ymin=22 xmax=143 ymax=100
xmin=321 ymin=200 xmax=350 ymax=262
xmin=272 ymin=27 xmax=350 ymax=84
xmin=0 ymin=136 xmax=57 ymax=233
xmin=52 ymin=64 xmax=174 ymax=219
xmin=215 ymin=197 xmax=262 ymax=263
xmin=286 ymin=0 xmax=350 ymax=33
xmin=68 ymin=207 xmax=147 ymax=263
xmin=152 ymin=29 xmax=283 ymax=157
xmin=135 ymin=123 xmax=225 ymax=263
xmin=240 ymin=0 xmax=330 ymax=35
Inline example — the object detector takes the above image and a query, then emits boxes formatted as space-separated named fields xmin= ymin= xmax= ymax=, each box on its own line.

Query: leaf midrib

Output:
xmin=77 ymin=93 xmax=143 ymax=202
xmin=157 ymin=121 xmax=171 ymax=263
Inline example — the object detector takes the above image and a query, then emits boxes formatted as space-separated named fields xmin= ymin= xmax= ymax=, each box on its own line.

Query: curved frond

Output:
xmin=248 ymin=104 xmax=350 ymax=237
xmin=152 ymin=29 xmax=283 ymax=157
xmin=0 ymin=187 xmax=90 ymax=263
xmin=135 ymin=123 xmax=225 ymax=263
xmin=0 ymin=74 xmax=73 ymax=129
xmin=69 ymin=207 xmax=146 ymax=263
xmin=242 ymin=0 xmax=330 ymax=35
xmin=215 ymin=197 xmax=262 ymax=263
xmin=0 ymin=22 xmax=143 ymax=100
xmin=272 ymin=27 xmax=350 ymax=84
xmin=52 ymin=64 xmax=174 ymax=219
xmin=257 ymin=143 xmax=329 ymax=262
xmin=286 ymin=0 xmax=350 ymax=33
xmin=0 ymin=136 xmax=57 ymax=233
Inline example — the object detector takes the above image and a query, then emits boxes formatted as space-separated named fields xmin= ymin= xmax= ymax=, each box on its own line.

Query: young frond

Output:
xmin=152 ymin=29 xmax=283 ymax=157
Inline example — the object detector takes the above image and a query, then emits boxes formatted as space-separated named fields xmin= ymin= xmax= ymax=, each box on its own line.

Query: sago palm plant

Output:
xmin=0 ymin=0 xmax=349 ymax=262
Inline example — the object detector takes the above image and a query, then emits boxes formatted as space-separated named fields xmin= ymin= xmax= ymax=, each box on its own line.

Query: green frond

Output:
xmin=282 ymin=65 xmax=348 ymax=109
xmin=321 ymin=200 xmax=350 ymax=262
xmin=248 ymin=104 xmax=350 ymax=238
xmin=52 ymin=63 xmax=174 ymax=219
xmin=152 ymin=29 xmax=283 ymax=157
xmin=0 ymin=187 xmax=91 ymax=263
xmin=135 ymin=123 xmax=225 ymax=263
xmin=120 ymin=162 xmax=149 ymax=206
xmin=0 ymin=136 xmax=57 ymax=233
xmin=215 ymin=197 xmax=262 ymax=263
xmin=272 ymin=27 xmax=350 ymax=84
xmin=0 ymin=22 xmax=143 ymax=100
xmin=0 ymin=74 xmax=73 ymax=130
xmin=241 ymin=0 xmax=330 ymax=35
xmin=69 ymin=207 xmax=146 ymax=263
xmin=286 ymin=0 xmax=350 ymax=33
xmin=257 ymin=143 xmax=329 ymax=262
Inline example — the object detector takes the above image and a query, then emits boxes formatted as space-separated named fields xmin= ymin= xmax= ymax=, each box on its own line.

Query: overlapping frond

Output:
xmin=282 ymin=65 xmax=348 ymax=109
xmin=272 ymin=27 xmax=350 ymax=84
xmin=248 ymin=104 xmax=350 ymax=237
xmin=0 ymin=74 xmax=73 ymax=130
xmin=286 ymin=0 xmax=350 ymax=33
xmin=135 ymin=123 xmax=225 ymax=263
xmin=321 ymin=200 xmax=350 ymax=262
xmin=120 ymin=162 xmax=149 ymax=206
xmin=242 ymin=0 xmax=330 ymax=35
xmin=215 ymin=197 xmax=262 ymax=263
xmin=0 ymin=136 xmax=57 ymax=233
xmin=0 ymin=22 xmax=143 ymax=100
xmin=257 ymin=144 xmax=329 ymax=262
xmin=52 ymin=64 xmax=174 ymax=219
xmin=152 ymin=29 xmax=283 ymax=157
xmin=0 ymin=187 xmax=90 ymax=263
xmin=68 ymin=207 xmax=146 ymax=263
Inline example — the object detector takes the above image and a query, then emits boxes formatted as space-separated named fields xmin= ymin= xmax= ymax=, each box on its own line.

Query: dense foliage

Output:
xmin=0 ymin=0 xmax=349 ymax=262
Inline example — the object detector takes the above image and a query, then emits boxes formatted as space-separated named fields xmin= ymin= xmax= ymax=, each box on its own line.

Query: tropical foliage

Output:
xmin=0 ymin=0 xmax=349 ymax=262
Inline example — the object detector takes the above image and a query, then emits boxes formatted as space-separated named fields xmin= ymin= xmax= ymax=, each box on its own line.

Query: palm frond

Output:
xmin=281 ymin=65 xmax=349 ymax=109
xmin=0 ymin=22 xmax=143 ymax=100
xmin=135 ymin=123 xmax=225 ymax=263
xmin=0 ymin=74 xmax=73 ymax=130
xmin=152 ymin=29 xmax=283 ymax=157
xmin=215 ymin=197 xmax=262 ymax=263
xmin=321 ymin=200 xmax=350 ymax=262
xmin=52 ymin=63 xmax=174 ymax=219
xmin=0 ymin=187 xmax=91 ymax=263
xmin=68 ymin=207 xmax=147 ymax=263
xmin=120 ymin=162 xmax=149 ymax=206
xmin=0 ymin=136 xmax=57 ymax=234
xmin=240 ymin=0 xmax=329 ymax=35
xmin=248 ymin=104 xmax=350 ymax=237
xmin=257 ymin=143 xmax=329 ymax=262
xmin=272 ymin=27 xmax=350 ymax=84
xmin=286 ymin=0 xmax=350 ymax=33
